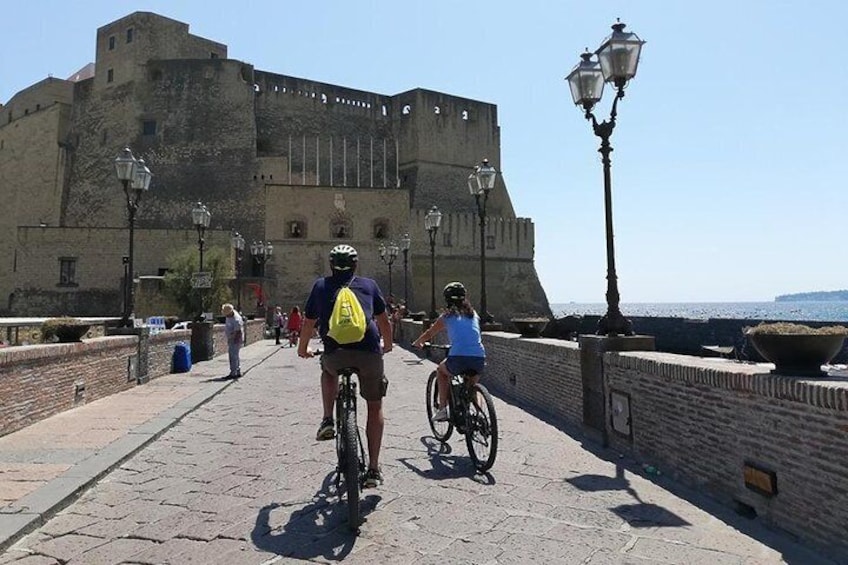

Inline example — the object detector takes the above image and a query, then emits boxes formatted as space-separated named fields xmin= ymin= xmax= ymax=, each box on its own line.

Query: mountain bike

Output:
xmin=423 ymin=343 xmax=498 ymax=472
xmin=316 ymin=350 xmax=367 ymax=531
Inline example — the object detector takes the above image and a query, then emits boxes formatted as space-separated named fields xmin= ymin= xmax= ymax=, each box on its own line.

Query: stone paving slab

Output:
xmin=0 ymin=340 xmax=841 ymax=564
xmin=0 ymin=341 xmax=277 ymax=552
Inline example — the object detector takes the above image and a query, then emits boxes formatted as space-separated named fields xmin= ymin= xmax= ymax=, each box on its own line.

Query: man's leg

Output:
xmin=365 ymin=399 xmax=384 ymax=471
xmin=227 ymin=341 xmax=238 ymax=376
xmin=321 ymin=370 xmax=338 ymax=419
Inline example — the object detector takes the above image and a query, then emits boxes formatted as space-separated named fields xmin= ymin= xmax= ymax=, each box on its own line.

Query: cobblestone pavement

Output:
xmin=0 ymin=340 xmax=837 ymax=564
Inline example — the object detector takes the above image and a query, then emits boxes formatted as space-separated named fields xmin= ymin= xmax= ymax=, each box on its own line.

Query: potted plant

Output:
xmin=745 ymin=322 xmax=848 ymax=377
xmin=41 ymin=317 xmax=91 ymax=343
xmin=509 ymin=313 xmax=551 ymax=338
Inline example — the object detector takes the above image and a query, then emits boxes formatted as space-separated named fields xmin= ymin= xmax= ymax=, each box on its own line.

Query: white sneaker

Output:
xmin=433 ymin=407 xmax=449 ymax=422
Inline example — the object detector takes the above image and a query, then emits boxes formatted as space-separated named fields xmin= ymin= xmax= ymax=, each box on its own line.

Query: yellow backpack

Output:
xmin=327 ymin=280 xmax=367 ymax=344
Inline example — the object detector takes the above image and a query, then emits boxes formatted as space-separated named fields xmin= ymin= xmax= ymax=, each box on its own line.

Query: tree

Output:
xmin=163 ymin=246 xmax=233 ymax=319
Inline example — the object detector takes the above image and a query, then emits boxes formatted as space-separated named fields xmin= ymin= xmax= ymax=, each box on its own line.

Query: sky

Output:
xmin=3 ymin=1 xmax=847 ymax=303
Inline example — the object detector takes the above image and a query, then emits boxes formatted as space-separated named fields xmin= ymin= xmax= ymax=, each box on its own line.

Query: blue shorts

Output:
xmin=446 ymin=356 xmax=485 ymax=376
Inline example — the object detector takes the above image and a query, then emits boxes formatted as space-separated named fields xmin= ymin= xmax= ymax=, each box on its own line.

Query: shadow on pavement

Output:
xmin=250 ymin=471 xmax=380 ymax=561
xmin=396 ymin=436 xmax=496 ymax=484
xmin=567 ymin=465 xmax=689 ymax=528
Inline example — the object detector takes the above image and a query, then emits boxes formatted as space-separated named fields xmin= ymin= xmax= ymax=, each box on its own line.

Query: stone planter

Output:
xmin=510 ymin=318 xmax=550 ymax=338
xmin=747 ymin=333 xmax=846 ymax=377
xmin=53 ymin=325 xmax=91 ymax=343
xmin=410 ymin=312 xmax=426 ymax=322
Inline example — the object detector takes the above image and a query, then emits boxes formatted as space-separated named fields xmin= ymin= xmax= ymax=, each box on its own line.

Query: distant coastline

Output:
xmin=774 ymin=290 xmax=848 ymax=302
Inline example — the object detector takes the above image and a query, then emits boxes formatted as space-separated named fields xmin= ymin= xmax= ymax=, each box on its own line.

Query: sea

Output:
xmin=550 ymin=301 xmax=848 ymax=323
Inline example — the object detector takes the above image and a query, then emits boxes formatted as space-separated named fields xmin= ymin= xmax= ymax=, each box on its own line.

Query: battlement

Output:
xmin=409 ymin=208 xmax=534 ymax=260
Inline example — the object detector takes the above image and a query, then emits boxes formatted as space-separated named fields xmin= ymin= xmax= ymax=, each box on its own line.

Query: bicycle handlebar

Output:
xmin=422 ymin=342 xmax=450 ymax=350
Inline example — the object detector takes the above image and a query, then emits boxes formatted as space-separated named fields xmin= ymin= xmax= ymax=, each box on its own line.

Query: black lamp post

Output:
xmin=424 ymin=205 xmax=442 ymax=320
xmin=379 ymin=242 xmax=399 ymax=298
xmin=191 ymin=202 xmax=212 ymax=318
xmin=468 ymin=159 xmax=497 ymax=323
xmin=231 ymin=231 xmax=245 ymax=312
xmin=250 ymin=241 xmax=274 ymax=309
xmin=114 ymin=147 xmax=152 ymax=327
xmin=399 ymin=233 xmax=411 ymax=309
xmin=566 ymin=20 xmax=644 ymax=336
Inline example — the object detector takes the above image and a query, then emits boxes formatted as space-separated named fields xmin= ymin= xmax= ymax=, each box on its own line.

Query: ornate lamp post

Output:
xmin=191 ymin=202 xmax=212 ymax=318
xmin=468 ymin=158 xmax=497 ymax=323
xmin=565 ymin=20 xmax=644 ymax=336
xmin=250 ymin=241 xmax=274 ymax=310
xmin=379 ymin=242 xmax=399 ymax=298
xmin=231 ymin=231 xmax=245 ymax=312
xmin=399 ymin=233 xmax=411 ymax=310
xmin=424 ymin=205 xmax=442 ymax=320
xmin=114 ymin=147 xmax=152 ymax=327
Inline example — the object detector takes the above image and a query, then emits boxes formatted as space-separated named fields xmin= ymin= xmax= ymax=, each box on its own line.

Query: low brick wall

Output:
xmin=149 ymin=330 xmax=192 ymax=378
xmin=397 ymin=318 xmax=848 ymax=561
xmin=0 ymin=337 xmax=137 ymax=437
xmin=211 ymin=319 xmax=265 ymax=358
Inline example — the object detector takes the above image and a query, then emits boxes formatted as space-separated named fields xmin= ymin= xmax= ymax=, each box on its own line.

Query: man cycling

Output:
xmin=297 ymin=244 xmax=393 ymax=488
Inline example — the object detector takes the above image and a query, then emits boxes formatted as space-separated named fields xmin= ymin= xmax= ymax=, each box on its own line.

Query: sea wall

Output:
xmin=397 ymin=320 xmax=848 ymax=562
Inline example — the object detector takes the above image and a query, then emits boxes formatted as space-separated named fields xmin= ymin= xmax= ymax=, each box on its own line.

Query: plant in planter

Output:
xmin=41 ymin=317 xmax=91 ymax=343
xmin=509 ymin=313 xmax=551 ymax=338
xmin=745 ymin=322 xmax=848 ymax=377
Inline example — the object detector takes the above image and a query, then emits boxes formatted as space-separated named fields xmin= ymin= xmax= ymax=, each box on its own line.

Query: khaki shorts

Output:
xmin=321 ymin=349 xmax=387 ymax=401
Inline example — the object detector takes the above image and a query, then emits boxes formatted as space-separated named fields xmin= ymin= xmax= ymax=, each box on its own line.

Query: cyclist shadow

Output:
xmin=397 ymin=436 xmax=496 ymax=485
xmin=250 ymin=471 xmax=381 ymax=561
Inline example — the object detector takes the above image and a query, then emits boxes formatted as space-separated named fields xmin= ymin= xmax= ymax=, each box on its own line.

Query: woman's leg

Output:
xmin=436 ymin=359 xmax=450 ymax=409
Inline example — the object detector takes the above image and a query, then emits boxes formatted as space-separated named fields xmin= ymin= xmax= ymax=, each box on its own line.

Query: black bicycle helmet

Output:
xmin=329 ymin=244 xmax=358 ymax=271
xmin=443 ymin=281 xmax=467 ymax=305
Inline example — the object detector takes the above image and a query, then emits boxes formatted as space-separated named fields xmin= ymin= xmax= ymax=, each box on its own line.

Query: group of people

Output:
xmin=220 ymin=243 xmax=486 ymax=489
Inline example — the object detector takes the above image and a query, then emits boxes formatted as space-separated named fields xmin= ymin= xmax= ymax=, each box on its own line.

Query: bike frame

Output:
xmin=335 ymin=371 xmax=366 ymax=487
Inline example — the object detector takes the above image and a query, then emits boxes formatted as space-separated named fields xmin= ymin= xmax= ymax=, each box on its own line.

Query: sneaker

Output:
xmin=432 ymin=407 xmax=449 ymax=422
xmin=316 ymin=417 xmax=335 ymax=441
xmin=363 ymin=468 xmax=383 ymax=488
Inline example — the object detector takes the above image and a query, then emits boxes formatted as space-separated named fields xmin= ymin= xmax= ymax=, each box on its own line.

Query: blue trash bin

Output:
xmin=172 ymin=342 xmax=192 ymax=373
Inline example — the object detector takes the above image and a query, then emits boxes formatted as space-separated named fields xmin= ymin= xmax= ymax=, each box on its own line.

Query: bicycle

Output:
xmin=314 ymin=350 xmax=367 ymax=532
xmin=423 ymin=343 xmax=498 ymax=472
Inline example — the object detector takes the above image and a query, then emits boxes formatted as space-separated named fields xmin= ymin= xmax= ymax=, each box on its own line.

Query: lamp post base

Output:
xmin=596 ymin=312 xmax=634 ymax=337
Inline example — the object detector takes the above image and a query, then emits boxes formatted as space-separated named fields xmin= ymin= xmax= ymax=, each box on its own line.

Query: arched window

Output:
xmin=331 ymin=218 xmax=352 ymax=239
xmin=373 ymin=219 xmax=389 ymax=240
xmin=461 ymin=109 xmax=469 ymax=121
xmin=402 ymin=105 xmax=411 ymax=115
xmin=287 ymin=217 xmax=307 ymax=239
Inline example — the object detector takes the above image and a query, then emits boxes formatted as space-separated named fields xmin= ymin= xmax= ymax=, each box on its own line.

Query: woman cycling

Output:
xmin=412 ymin=282 xmax=485 ymax=421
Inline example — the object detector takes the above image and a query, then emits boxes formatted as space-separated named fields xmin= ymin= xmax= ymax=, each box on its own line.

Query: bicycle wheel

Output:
xmin=465 ymin=383 xmax=498 ymax=472
xmin=342 ymin=409 xmax=361 ymax=530
xmin=426 ymin=370 xmax=453 ymax=442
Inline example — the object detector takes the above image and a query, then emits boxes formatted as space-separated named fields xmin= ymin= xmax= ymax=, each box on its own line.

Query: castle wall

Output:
xmin=1 ymin=77 xmax=74 ymax=122
xmin=11 ymin=226 xmax=232 ymax=316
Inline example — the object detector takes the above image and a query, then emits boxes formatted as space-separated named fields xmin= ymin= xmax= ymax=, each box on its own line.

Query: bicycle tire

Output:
xmin=343 ymin=409 xmax=360 ymax=530
xmin=426 ymin=370 xmax=453 ymax=442
xmin=465 ymin=382 xmax=498 ymax=472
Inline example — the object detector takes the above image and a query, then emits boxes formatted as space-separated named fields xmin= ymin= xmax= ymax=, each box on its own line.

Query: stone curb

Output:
xmin=0 ymin=343 xmax=278 ymax=553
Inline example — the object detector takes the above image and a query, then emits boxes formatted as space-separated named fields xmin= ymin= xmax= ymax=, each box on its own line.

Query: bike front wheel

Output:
xmin=342 ymin=410 xmax=361 ymax=530
xmin=465 ymin=383 xmax=498 ymax=472
xmin=426 ymin=370 xmax=453 ymax=442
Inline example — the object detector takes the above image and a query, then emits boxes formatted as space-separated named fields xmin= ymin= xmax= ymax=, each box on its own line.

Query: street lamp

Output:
xmin=379 ymin=242 xmax=399 ymax=298
xmin=399 ymin=233 xmax=411 ymax=309
xmin=231 ymin=231 xmax=245 ymax=312
xmin=250 ymin=241 xmax=273 ymax=311
xmin=114 ymin=147 xmax=152 ymax=327
xmin=468 ymin=158 xmax=497 ymax=323
xmin=565 ymin=19 xmax=644 ymax=336
xmin=191 ymin=202 xmax=212 ymax=318
xmin=424 ymin=205 xmax=442 ymax=320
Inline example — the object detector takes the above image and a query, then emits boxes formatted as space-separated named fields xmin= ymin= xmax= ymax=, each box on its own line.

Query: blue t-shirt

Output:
xmin=444 ymin=312 xmax=485 ymax=358
xmin=304 ymin=273 xmax=386 ymax=354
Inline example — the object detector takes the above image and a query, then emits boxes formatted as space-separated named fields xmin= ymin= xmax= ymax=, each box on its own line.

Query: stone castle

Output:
xmin=0 ymin=11 xmax=549 ymax=320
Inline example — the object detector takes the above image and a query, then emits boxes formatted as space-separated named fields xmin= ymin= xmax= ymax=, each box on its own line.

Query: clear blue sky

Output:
xmin=3 ymin=1 xmax=847 ymax=303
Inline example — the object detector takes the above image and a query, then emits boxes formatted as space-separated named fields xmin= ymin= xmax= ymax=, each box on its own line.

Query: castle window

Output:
xmin=486 ymin=235 xmax=495 ymax=250
xmin=109 ymin=36 xmax=115 ymax=50
xmin=434 ymin=106 xmax=441 ymax=114
xmin=59 ymin=258 xmax=77 ymax=286
xmin=373 ymin=220 xmax=389 ymax=240
xmin=402 ymin=105 xmax=411 ymax=115
xmin=443 ymin=232 xmax=452 ymax=247
xmin=107 ymin=69 xmax=114 ymax=83
xmin=210 ymin=52 xmax=218 ymax=59
xmin=35 ymin=104 xmax=40 ymax=111
xmin=142 ymin=120 xmax=157 ymax=136
xmin=331 ymin=219 xmax=352 ymax=239
xmin=289 ymin=220 xmax=305 ymax=239
xmin=461 ymin=110 xmax=469 ymax=121
xmin=126 ymin=28 xmax=134 ymax=43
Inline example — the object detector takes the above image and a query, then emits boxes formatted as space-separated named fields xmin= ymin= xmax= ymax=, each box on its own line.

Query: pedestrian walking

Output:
xmin=273 ymin=306 xmax=285 ymax=345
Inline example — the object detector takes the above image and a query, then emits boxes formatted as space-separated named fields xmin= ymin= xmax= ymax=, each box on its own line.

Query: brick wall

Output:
xmin=397 ymin=319 xmax=848 ymax=561
xmin=148 ymin=330 xmax=191 ymax=378
xmin=0 ymin=337 xmax=137 ymax=437
xmin=211 ymin=319 xmax=265 ymax=357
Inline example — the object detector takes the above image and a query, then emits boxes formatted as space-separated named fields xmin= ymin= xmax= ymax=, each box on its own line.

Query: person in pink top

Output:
xmin=287 ymin=306 xmax=303 ymax=347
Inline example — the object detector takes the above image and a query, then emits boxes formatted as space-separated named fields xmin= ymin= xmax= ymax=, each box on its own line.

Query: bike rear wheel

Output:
xmin=426 ymin=370 xmax=453 ymax=441
xmin=342 ymin=410 xmax=361 ymax=530
xmin=465 ymin=383 xmax=498 ymax=472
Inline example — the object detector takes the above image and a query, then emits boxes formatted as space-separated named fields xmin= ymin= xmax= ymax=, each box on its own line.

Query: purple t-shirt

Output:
xmin=304 ymin=273 xmax=386 ymax=354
